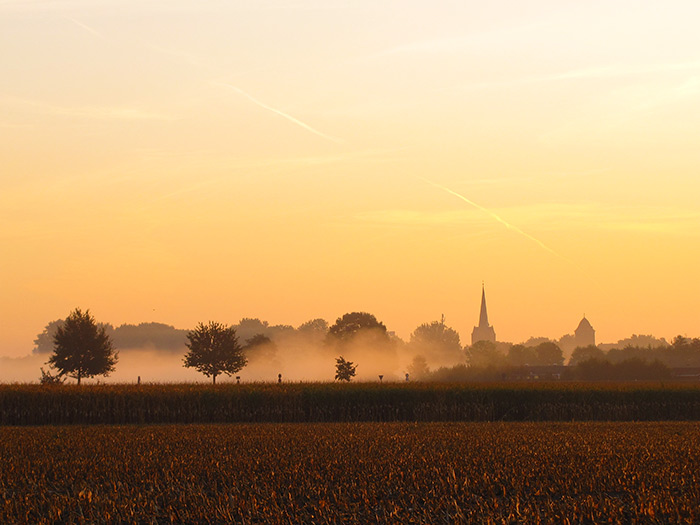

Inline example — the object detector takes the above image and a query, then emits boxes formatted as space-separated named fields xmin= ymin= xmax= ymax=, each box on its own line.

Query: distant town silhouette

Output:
xmin=1 ymin=284 xmax=694 ymax=384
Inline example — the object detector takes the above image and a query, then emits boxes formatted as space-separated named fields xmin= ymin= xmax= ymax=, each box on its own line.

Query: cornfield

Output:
xmin=1 ymin=422 xmax=699 ymax=523
xmin=2 ymin=382 xmax=700 ymax=425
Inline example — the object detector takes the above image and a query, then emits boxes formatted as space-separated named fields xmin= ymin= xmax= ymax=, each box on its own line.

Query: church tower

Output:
xmin=574 ymin=316 xmax=595 ymax=347
xmin=471 ymin=284 xmax=496 ymax=345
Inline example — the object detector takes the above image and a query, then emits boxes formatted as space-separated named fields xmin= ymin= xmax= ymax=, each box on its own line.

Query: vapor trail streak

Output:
xmin=419 ymin=177 xmax=597 ymax=282
xmin=63 ymin=16 xmax=106 ymax=40
xmin=215 ymin=82 xmax=344 ymax=144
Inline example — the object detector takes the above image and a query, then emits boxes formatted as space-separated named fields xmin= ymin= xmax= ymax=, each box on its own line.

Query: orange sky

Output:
xmin=2 ymin=1 xmax=700 ymax=357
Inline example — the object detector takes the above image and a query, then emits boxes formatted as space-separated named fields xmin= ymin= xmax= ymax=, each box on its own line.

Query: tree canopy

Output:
xmin=327 ymin=312 xmax=387 ymax=342
xmin=47 ymin=309 xmax=118 ymax=384
xmin=408 ymin=319 xmax=462 ymax=367
xmin=466 ymin=340 xmax=506 ymax=368
xmin=243 ymin=333 xmax=278 ymax=363
xmin=183 ymin=322 xmax=247 ymax=384
xmin=33 ymin=319 xmax=66 ymax=354
xmin=297 ymin=318 xmax=329 ymax=335
xmin=34 ymin=320 xmax=187 ymax=353
xmin=568 ymin=345 xmax=606 ymax=366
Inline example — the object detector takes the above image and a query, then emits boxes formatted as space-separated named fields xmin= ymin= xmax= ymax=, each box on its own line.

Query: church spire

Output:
xmin=471 ymin=282 xmax=496 ymax=345
xmin=479 ymin=282 xmax=489 ymax=328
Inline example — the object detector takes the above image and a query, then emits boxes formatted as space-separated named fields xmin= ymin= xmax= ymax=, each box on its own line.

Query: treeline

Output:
xmin=407 ymin=337 xmax=700 ymax=382
xmin=29 ymin=309 xmax=700 ymax=384
xmin=32 ymin=318 xmax=322 ymax=354
xmin=570 ymin=337 xmax=700 ymax=368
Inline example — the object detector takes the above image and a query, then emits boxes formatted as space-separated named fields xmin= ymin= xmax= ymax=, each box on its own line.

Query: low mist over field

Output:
xmin=2 ymin=309 xmax=697 ymax=384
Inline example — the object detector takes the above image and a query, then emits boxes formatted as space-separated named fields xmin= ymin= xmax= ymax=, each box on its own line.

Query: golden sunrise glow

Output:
xmin=2 ymin=1 xmax=700 ymax=358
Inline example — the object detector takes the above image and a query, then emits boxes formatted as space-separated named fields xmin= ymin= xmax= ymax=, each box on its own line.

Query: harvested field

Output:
xmin=2 ymin=422 xmax=699 ymax=523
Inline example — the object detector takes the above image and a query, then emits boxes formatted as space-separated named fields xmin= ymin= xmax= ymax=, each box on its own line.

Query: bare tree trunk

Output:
xmin=212 ymin=374 xmax=217 ymax=385
xmin=77 ymin=373 xmax=81 ymax=386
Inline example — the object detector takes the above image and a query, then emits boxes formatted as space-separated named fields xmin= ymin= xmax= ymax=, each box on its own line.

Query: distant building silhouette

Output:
xmin=471 ymin=284 xmax=496 ymax=345
xmin=574 ymin=316 xmax=595 ymax=348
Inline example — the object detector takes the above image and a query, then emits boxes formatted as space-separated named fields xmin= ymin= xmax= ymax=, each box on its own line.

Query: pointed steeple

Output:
xmin=479 ymin=282 xmax=489 ymax=328
xmin=471 ymin=282 xmax=496 ymax=345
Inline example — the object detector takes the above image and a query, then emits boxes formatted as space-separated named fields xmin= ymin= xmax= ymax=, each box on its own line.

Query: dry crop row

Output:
xmin=1 ymin=422 xmax=699 ymax=523
xmin=2 ymin=382 xmax=700 ymax=424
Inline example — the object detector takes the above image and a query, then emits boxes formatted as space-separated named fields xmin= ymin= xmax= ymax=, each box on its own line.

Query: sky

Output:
xmin=2 ymin=0 xmax=700 ymax=358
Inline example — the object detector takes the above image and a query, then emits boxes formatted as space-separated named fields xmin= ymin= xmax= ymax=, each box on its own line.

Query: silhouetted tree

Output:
xmin=557 ymin=333 xmax=577 ymax=354
xmin=111 ymin=322 xmax=187 ymax=351
xmin=408 ymin=319 xmax=462 ymax=366
xmin=183 ymin=322 xmax=246 ymax=384
xmin=235 ymin=318 xmax=270 ymax=343
xmin=466 ymin=340 xmax=506 ymax=368
xmin=35 ymin=320 xmax=193 ymax=354
xmin=406 ymin=354 xmax=430 ymax=380
xmin=534 ymin=341 xmax=564 ymax=365
xmin=335 ymin=356 xmax=357 ymax=382
xmin=47 ymin=309 xmax=118 ymax=385
xmin=34 ymin=318 xmax=114 ymax=354
xmin=507 ymin=344 xmax=537 ymax=366
xmin=39 ymin=367 xmax=65 ymax=385
xmin=327 ymin=312 xmax=388 ymax=342
xmin=663 ymin=336 xmax=700 ymax=367
xmin=568 ymin=345 xmax=605 ymax=366
xmin=243 ymin=333 xmax=278 ymax=362
xmin=327 ymin=312 xmax=397 ymax=379
xmin=607 ymin=345 xmax=658 ymax=364
xmin=33 ymin=320 xmax=65 ymax=354
xmin=522 ymin=336 xmax=556 ymax=347
xmin=571 ymin=358 xmax=671 ymax=381
xmin=297 ymin=318 xmax=328 ymax=335
xmin=235 ymin=317 xmax=294 ymax=343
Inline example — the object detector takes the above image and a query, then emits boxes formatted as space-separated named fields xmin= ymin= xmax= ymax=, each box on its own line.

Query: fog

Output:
xmin=1 ymin=312 xmax=682 ymax=384
xmin=1 ymin=317 xmax=423 ymax=383
xmin=0 ymin=342 xmax=416 ymax=384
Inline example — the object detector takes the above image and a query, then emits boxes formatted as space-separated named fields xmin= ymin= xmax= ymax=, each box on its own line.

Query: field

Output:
xmin=2 ymin=382 xmax=700 ymax=425
xmin=2 ymin=422 xmax=699 ymax=523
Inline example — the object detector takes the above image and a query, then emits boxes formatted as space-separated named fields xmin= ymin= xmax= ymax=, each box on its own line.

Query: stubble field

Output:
xmin=2 ymin=421 xmax=699 ymax=523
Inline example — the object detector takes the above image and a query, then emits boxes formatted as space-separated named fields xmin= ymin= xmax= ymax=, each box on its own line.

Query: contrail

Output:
xmin=63 ymin=16 xmax=107 ymax=40
xmin=419 ymin=176 xmax=597 ymax=282
xmin=214 ymin=82 xmax=344 ymax=145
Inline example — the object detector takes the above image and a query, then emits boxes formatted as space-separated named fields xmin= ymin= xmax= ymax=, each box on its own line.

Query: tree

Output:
xmin=507 ymin=344 xmax=538 ymax=366
xmin=235 ymin=318 xmax=271 ymax=342
xmin=47 ymin=309 xmax=118 ymax=385
xmin=335 ymin=356 xmax=357 ymax=381
xmin=243 ymin=333 xmax=278 ymax=363
xmin=568 ymin=345 xmax=605 ymax=366
xmin=39 ymin=367 xmax=65 ymax=385
xmin=183 ymin=322 xmax=247 ymax=384
xmin=533 ymin=342 xmax=564 ymax=366
xmin=111 ymin=322 xmax=187 ymax=351
xmin=408 ymin=319 xmax=462 ymax=367
xmin=522 ymin=336 xmax=556 ymax=348
xmin=327 ymin=312 xmax=396 ymax=379
xmin=406 ymin=354 xmax=430 ymax=380
xmin=466 ymin=340 xmax=506 ymax=368
xmin=297 ymin=318 xmax=328 ymax=335
xmin=327 ymin=312 xmax=387 ymax=342
xmin=33 ymin=319 xmax=64 ymax=354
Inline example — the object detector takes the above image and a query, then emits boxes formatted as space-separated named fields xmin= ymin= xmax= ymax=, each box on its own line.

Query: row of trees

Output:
xmin=32 ymin=318 xmax=306 ymax=354
xmin=569 ymin=338 xmax=700 ymax=368
xmin=41 ymin=309 xmax=366 ymax=384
